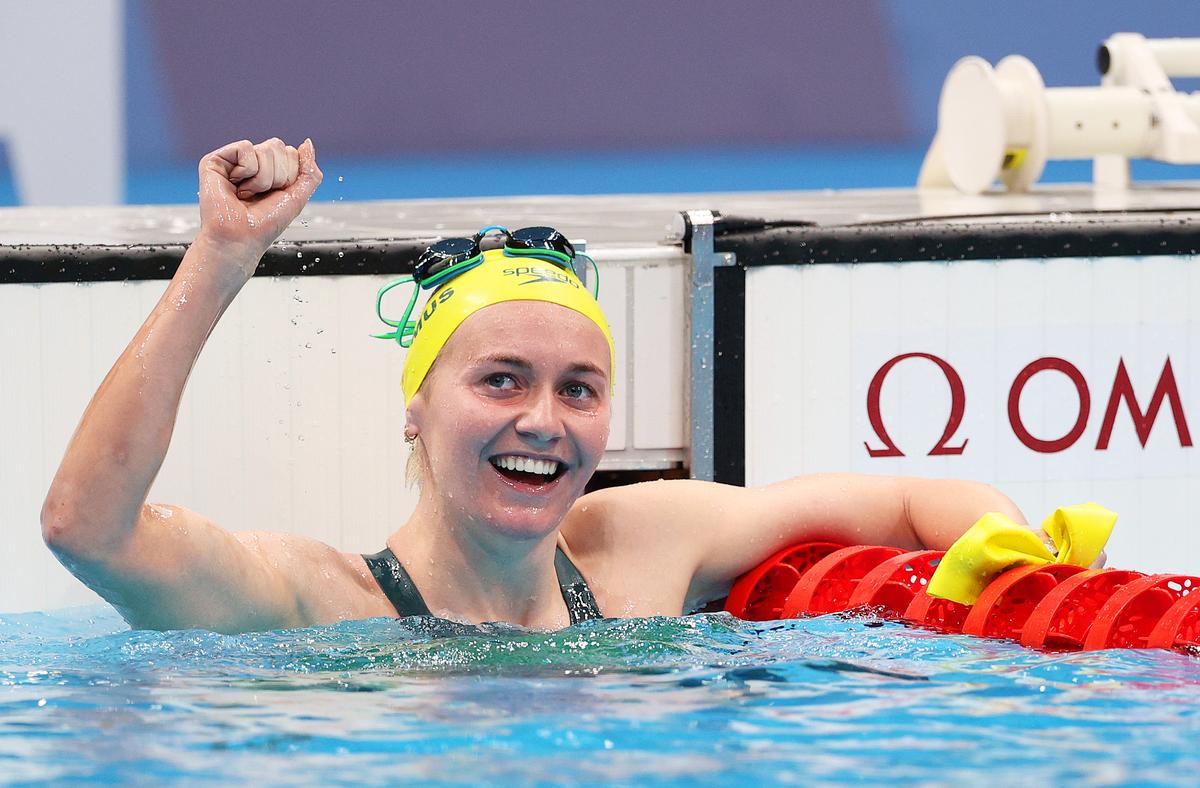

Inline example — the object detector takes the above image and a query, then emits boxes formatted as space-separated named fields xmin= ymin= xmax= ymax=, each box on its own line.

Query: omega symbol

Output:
xmin=864 ymin=352 xmax=968 ymax=458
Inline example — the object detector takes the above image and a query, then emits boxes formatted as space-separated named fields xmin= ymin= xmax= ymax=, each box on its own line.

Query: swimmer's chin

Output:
xmin=473 ymin=512 xmax=564 ymax=541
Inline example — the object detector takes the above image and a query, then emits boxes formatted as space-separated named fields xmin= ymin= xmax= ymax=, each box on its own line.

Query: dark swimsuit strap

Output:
xmin=362 ymin=546 xmax=603 ymax=624
xmin=361 ymin=547 xmax=433 ymax=618
xmin=552 ymin=547 xmax=604 ymax=624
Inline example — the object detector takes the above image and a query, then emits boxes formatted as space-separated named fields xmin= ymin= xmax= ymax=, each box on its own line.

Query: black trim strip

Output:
xmin=716 ymin=214 xmax=1200 ymax=266
xmin=0 ymin=239 xmax=428 ymax=284
xmin=713 ymin=264 xmax=745 ymax=486
xmin=9 ymin=209 xmax=1200 ymax=284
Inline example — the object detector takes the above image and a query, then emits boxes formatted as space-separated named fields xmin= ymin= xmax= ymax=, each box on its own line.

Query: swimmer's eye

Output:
xmin=484 ymin=373 xmax=519 ymax=391
xmin=561 ymin=382 xmax=597 ymax=401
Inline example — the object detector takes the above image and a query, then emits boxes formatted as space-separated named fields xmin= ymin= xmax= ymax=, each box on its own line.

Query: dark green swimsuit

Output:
xmin=362 ymin=546 xmax=603 ymax=624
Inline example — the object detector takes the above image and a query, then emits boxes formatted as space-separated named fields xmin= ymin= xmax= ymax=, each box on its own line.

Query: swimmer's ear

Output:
xmin=406 ymin=384 xmax=437 ymax=432
xmin=404 ymin=401 xmax=423 ymax=437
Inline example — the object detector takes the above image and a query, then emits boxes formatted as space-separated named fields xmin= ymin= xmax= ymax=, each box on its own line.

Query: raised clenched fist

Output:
xmin=196 ymin=137 xmax=322 ymax=262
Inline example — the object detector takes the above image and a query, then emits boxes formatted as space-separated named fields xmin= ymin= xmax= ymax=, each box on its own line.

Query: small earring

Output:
xmin=404 ymin=433 xmax=417 ymax=445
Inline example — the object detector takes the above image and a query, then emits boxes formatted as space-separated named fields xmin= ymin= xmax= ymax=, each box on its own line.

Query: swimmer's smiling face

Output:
xmin=407 ymin=300 xmax=611 ymax=539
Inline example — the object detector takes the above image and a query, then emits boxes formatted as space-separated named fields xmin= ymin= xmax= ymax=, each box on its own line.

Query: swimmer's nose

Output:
xmin=514 ymin=387 xmax=565 ymax=444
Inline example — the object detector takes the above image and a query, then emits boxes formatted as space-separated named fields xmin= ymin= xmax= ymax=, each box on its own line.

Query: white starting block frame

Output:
xmin=920 ymin=33 xmax=1200 ymax=194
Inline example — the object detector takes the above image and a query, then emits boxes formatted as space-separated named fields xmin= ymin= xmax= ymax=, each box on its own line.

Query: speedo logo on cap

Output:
xmin=503 ymin=266 xmax=580 ymax=288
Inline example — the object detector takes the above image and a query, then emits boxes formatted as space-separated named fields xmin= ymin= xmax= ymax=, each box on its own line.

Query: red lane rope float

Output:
xmin=962 ymin=564 xmax=1085 ymax=641
xmin=781 ymin=546 xmax=904 ymax=617
xmin=724 ymin=542 xmax=843 ymax=621
xmin=903 ymin=590 xmax=970 ymax=633
xmin=1020 ymin=569 xmax=1144 ymax=650
xmin=724 ymin=541 xmax=1200 ymax=653
xmin=1147 ymin=592 xmax=1200 ymax=650
xmin=846 ymin=550 xmax=945 ymax=614
xmin=1083 ymin=574 xmax=1200 ymax=650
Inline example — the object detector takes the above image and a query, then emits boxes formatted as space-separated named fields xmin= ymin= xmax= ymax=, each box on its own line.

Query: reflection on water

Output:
xmin=1 ymin=607 xmax=1197 ymax=784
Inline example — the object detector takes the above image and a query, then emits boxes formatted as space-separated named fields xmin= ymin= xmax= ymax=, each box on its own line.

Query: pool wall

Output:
xmin=0 ymin=197 xmax=688 ymax=613
xmin=744 ymin=257 xmax=1199 ymax=575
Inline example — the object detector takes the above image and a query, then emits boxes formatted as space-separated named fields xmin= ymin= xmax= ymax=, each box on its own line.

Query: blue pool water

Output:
xmin=1 ymin=607 xmax=1197 ymax=785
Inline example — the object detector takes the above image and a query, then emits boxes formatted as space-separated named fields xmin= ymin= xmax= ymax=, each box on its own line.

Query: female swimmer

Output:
xmin=42 ymin=138 xmax=1030 ymax=634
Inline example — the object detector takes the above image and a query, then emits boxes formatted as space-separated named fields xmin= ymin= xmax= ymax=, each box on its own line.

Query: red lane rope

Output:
xmin=1022 ymin=569 xmax=1143 ymax=650
xmin=724 ymin=542 xmax=843 ymax=622
xmin=782 ymin=546 xmax=904 ymax=617
xmin=962 ymin=564 xmax=1085 ymax=641
xmin=847 ymin=550 xmax=944 ymax=613
xmin=725 ymin=542 xmax=1200 ymax=653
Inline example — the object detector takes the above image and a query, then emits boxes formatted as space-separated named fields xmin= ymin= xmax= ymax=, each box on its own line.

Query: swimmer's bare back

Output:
xmin=40 ymin=139 xmax=395 ymax=633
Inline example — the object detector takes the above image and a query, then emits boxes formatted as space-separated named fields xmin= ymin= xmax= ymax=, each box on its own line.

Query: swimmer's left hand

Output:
xmin=1037 ymin=528 xmax=1107 ymax=568
xmin=196 ymin=137 xmax=323 ymax=265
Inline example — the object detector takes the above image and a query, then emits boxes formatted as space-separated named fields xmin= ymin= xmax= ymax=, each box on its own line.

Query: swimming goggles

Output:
xmin=373 ymin=225 xmax=599 ymax=347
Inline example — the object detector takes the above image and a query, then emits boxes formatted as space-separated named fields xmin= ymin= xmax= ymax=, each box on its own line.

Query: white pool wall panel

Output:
xmin=745 ymin=255 xmax=1200 ymax=575
xmin=632 ymin=265 xmax=687 ymax=450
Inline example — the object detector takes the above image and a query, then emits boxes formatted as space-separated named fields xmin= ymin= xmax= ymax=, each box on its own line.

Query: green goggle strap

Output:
xmin=420 ymin=253 xmax=483 ymax=289
xmin=371 ymin=275 xmax=419 ymax=347
xmin=503 ymin=246 xmax=600 ymax=298
xmin=577 ymin=252 xmax=600 ymax=299
xmin=372 ymin=249 xmax=602 ymax=347
xmin=503 ymin=245 xmax=573 ymax=266
xmin=371 ymin=255 xmax=484 ymax=348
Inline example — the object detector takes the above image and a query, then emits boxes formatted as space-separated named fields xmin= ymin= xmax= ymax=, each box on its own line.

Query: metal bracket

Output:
xmin=679 ymin=210 xmax=736 ymax=481
xmin=570 ymin=237 xmax=589 ymax=289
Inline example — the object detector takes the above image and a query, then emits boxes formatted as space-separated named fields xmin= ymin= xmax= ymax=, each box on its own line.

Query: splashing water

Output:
xmin=0 ymin=606 xmax=1197 ymax=785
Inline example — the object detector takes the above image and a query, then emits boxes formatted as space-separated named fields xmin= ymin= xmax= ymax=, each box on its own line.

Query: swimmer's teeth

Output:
xmin=492 ymin=456 xmax=559 ymax=476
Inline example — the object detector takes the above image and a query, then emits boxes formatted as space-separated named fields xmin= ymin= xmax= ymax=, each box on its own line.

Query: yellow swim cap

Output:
xmin=401 ymin=248 xmax=615 ymax=403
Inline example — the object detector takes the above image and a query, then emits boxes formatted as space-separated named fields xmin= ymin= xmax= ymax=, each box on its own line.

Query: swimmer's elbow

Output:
xmin=39 ymin=489 xmax=131 ymax=560
xmin=40 ymin=489 xmax=74 ymax=550
xmin=40 ymin=491 xmax=95 ymax=558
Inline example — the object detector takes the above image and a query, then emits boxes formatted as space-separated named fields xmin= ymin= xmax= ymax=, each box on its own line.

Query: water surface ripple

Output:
xmin=0 ymin=607 xmax=1196 ymax=785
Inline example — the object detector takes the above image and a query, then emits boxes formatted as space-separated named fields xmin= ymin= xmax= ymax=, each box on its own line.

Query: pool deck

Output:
xmin=2 ymin=183 xmax=1200 ymax=247
xmin=1 ymin=183 xmax=1199 ymax=284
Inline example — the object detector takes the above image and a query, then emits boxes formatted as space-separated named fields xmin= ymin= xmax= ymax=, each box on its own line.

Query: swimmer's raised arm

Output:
xmin=41 ymin=139 xmax=324 ymax=632
xmin=569 ymin=475 xmax=1025 ymax=612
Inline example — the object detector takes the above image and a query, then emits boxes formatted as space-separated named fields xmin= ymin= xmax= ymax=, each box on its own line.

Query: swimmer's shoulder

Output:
xmin=232 ymin=531 xmax=398 ymax=624
xmin=565 ymin=478 xmax=746 ymax=539
xmin=563 ymin=478 xmax=742 ymax=564
xmin=563 ymin=479 xmax=743 ymax=615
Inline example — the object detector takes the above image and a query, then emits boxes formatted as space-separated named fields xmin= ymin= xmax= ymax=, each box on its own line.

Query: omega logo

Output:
xmin=864 ymin=353 xmax=1193 ymax=457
